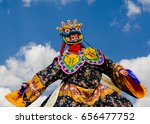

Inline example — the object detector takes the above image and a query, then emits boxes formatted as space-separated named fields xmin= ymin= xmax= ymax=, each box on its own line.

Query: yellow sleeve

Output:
xmin=5 ymin=75 xmax=45 ymax=107
xmin=5 ymin=58 xmax=62 ymax=107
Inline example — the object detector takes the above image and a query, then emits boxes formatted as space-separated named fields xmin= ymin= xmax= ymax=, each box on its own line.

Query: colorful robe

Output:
xmin=5 ymin=47 xmax=146 ymax=107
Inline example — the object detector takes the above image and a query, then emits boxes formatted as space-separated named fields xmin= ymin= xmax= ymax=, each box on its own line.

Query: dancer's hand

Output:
xmin=119 ymin=70 xmax=128 ymax=76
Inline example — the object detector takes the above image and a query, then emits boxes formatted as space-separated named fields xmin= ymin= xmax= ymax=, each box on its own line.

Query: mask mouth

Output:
xmin=70 ymin=34 xmax=79 ymax=42
xmin=62 ymin=30 xmax=83 ymax=44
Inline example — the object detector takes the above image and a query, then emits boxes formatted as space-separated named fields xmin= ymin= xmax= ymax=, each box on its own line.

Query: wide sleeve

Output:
xmin=5 ymin=58 xmax=64 ymax=107
xmin=101 ymin=55 xmax=146 ymax=98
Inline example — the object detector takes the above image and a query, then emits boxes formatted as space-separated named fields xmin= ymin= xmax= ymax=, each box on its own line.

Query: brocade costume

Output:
xmin=5 ymin=20 xmax=146 ymax=107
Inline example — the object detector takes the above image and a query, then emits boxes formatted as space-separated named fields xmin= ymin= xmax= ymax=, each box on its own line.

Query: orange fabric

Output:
xmin=59 ymin=83 xmax=115 ymax=106
xmin=121 ymin=75 xmax=146 ymax=98
xmin=5 ymin=90 xmax=26 ymax=107
xmin=5 ymin=75 xmax=45 ymax=107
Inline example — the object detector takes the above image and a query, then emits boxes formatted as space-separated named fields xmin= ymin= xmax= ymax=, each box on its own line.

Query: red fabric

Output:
xmin=68 ymin=44 xmax=82 ymax=53
xmin=60 ymin=42 xmax=66 ymax=55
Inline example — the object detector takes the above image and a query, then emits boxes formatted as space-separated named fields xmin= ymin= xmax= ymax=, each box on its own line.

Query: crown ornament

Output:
xmin=56 ymin=19 xmax=83 ymax=33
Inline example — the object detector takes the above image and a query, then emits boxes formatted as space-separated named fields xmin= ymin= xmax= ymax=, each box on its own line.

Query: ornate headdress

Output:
xmin=56 ymin=19 xmax=84 ymax=45
xmin=56 ymin=19 xmax=84 ymax=54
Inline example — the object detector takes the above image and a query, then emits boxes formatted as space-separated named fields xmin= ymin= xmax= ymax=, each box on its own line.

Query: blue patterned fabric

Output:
xmin=127 ymin=69 xmax=140 ymax=85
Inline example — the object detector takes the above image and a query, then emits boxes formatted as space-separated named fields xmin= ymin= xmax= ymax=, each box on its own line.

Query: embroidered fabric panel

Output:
xmin=58 ymin=47 xmax=104 ymax=74
xmin=58 ymin=52 xmax=85 ymax=74
xmin=54 ymin=92 xmax=133 ymax=107
xmin=83 ymin=47 xmax=104 ymax=65
xmin=58 ymin=83 xmax=115 ymax=106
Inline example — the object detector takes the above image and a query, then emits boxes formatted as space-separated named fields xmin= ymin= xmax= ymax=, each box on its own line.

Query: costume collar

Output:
xmin=57 ymin=47 xmax=104 ymax=74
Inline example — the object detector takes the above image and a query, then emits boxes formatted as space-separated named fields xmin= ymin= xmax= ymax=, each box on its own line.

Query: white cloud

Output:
xmin=0 ymin=42 xmax=60 ymax=107
xmin=0 ymin=88 xmax=14 ymax=107
xmin=22 ymin=0 xmax=80 ymax=7
xmin=60 ymin=0 xmax=79 ymax=5
xmin=125 ymin=0 xmax=141 ymax=17
xmin=134 ymin=96 xmax=150 ymax=106
xmin=110 ymin=18 xmax=120 ymax=27
xmin=87 ymin=0 xmax=96 ymax=5
xmin=124 ymin=0 xmax=150 ymax=18
xmin=139 ymin=0 xmax=150 ymax=12
xmin=22 ymin=0 xmax=95 ymax=7
xmin=119 ymin=54 xmax=150 ymax=106
xmin=23 ymin=0 xmax=32 ymax=7
xmin=0 ymin=42 xmax=59 ymax=89
xmin=123 ymin=22 xmax=131 ymax=32
xmin=122 ymin=23 xmax=141 ymax=32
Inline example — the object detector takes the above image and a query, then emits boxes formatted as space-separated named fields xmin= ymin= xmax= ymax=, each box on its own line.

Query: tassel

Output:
xmin=60 ymin=42 xmax=66 ymax=55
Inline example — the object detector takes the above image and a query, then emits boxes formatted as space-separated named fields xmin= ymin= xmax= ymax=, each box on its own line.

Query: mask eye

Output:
xmin=64 ymin=28 xmax=70 ymax=33
xmin=75 ymin=27 xmax=80 ymax=30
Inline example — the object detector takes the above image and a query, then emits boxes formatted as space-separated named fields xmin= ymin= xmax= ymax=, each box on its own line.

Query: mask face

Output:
xmin=57 ymin=20 xmax=84 ymax=45
xmin=61 ymin=24 xmax=84 ymax=45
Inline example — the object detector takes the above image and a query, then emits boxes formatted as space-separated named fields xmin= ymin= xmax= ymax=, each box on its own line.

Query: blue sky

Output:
xmin=0 ymin=0 xmax=150 ymax=64
xmin=0 ymin=0 xmax=150 ymax=107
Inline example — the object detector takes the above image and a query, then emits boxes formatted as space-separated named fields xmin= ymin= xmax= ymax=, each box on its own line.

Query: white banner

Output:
xmin=0 ymin=107 xmax=149 ymax=124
